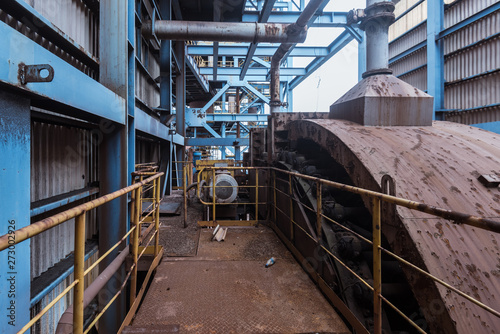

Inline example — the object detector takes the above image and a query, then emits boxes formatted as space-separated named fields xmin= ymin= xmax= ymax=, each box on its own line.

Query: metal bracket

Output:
xmin=19 ymin=64 xmax=54 ymax=85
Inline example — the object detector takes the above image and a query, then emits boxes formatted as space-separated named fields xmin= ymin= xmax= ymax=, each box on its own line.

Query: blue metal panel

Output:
xmin=0 ymin=90 xmax=31 ymax=334
xmin=200 ymin=67 xmax=306 ymax=76
xmin=185 ymin=137 xmax=250 ymax=146
xmin=438 ymin=2 xmax=500 ymax=40
xmin=471 ymin=121 xmax=500 ymax=134
xmin=30 ymin=188 xmax=100 ymax=217
xmin=243 ymin=82 xmax=270 ymax=104
xmin=289 ymin=30 xmax=354 ymax=90
xmin=427 ymin=0 xmax=444 ymax=120
xmin=188 ymin=45 xmax=329 ymax=57
xmin=242 ymin=11 xmax=348 ymax=27
xmin=389 ymin=41 xmax=426 ymax=65
xmin=135 ymin=108 xmax=184 ymax=145
xmin=30 ymin=247 xmax=98 ymax=308
xmin=0 ymin=21 xmax=126 ymax=125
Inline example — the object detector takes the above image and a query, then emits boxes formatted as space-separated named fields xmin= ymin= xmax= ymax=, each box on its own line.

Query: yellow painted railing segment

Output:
xmin=0 ymin=171 xmax=163 ymax=334
xmin=194 ymin=166 xmax=500 ymax=333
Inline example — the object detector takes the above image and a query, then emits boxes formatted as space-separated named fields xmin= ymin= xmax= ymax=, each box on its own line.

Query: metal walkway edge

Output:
xmin=126 ymin=226 xmax=350 ymax=333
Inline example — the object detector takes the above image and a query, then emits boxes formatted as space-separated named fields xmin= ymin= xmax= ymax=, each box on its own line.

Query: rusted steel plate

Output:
xmin=287 ymin=119 xmax=500 ymax=334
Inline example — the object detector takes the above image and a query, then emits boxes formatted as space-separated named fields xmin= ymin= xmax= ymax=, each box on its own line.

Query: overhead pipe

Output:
xmin=142 ymin=20 xmax=307 ymax=44
xmin=55 ymin=245 xmax=130 ymax=334
xmin=270 ymin=0 xmax=327 ymax=112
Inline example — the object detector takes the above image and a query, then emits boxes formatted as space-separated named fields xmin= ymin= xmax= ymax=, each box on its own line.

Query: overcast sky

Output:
xmin=292 ymin=0 xmax=367 ymax=113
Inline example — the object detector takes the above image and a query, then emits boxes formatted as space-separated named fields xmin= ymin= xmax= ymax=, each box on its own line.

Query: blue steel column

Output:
xmin=98 ymin=0 xmax=128 ymax=332
xmin=160 ymin=0 xmax=173 ymax=195
xmin=427 ymin=0 xmax=445 ymax=120
xmin=128 ymin=0 xmax=136 ymax=197
xmin=175 ymin=41 xmax=186 ymax=186
xmin=0 ymin=91 xmax=31 ymax=334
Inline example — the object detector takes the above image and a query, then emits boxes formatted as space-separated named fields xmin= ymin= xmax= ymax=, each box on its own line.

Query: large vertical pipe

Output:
xmin=359 ymin=0 xmax=395 ymax=77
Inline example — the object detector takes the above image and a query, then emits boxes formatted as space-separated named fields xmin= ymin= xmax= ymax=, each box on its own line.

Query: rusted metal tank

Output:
xmin=285 ymin=118 xmax=500 ymax=333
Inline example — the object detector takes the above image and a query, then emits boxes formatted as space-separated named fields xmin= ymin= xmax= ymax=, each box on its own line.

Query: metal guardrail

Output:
xmin=172 ymin=161 xmax=192 ymax=190
xmin=0 ymin=171 xmax=164 ymax=334
xmin=190 ymin=165 xmax=500 ymax=334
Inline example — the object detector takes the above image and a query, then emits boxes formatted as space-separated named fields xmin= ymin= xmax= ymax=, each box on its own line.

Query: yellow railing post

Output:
xmin=183 ymin=164 xmax=188 ymax=228
xmin=289 ymin=174 xmax=294 ymax=242
xmin=73 ymin=212 xmax=86 ymax=334
xmin=155 ymin=177 xmax=161 ymax=256
xmin=373 ymin=197 xmax=382 ymax=334
xmin=273 ymin=171 xmax=277 ymax=224
xmin=255 ymin=170 xmax=259 ymax=221
xmin=316 ymin=180 xmax=322 ymax=242
xmin=131 ymin=186 xmax=141 ymax=306
xmin=212 ymin=168 xmax=216 ymax=224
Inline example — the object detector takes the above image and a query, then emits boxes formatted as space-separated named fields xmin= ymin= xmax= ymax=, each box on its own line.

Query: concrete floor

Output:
xmin=129 ymin=221 xmax=350 ymax=333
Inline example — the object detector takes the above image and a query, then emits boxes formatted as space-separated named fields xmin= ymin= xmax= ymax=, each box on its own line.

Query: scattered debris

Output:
xmin=212 ymin=224 xmax=228 ymax=242
xmin=265 ymin=257 xmax=275 ymax=268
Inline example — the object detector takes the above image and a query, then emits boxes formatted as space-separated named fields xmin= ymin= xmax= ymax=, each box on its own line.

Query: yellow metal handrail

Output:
xmin=191 ymin=165 xmax=500 ymax=333
xmin=270 ymin=167 xmax=500 ymax=334
xmin=0 ymin=172 xmax=164 ymax=334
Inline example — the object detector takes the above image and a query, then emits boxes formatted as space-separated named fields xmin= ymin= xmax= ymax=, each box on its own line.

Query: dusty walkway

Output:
xmin=129 ymin=192 xmax=350 ymax=333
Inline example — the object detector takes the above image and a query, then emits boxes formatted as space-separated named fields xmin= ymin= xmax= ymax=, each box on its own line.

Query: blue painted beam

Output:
xmin=211 ymin=75 xmax=295 ymax=82
xmin=135 ymin=108 xmax=184 ymax=145
xmin=188 ymin=45 xmax=329 ymax=57
xmin=200 ymin=67 xmax=306 ymax=76
xmin=438 ymin=2 xmax=500 ymax=40
xmin=31 ymin=188 xmax=100 ymax=217
xmin=0 ymin=21 xmax=126 ymax=125
xmin=243 ymin=82 xmax=270 ymax=104
xmin=239 ymin=0 xmax=277 ymax=80
xmin=202 ymin=123 xmax=222 ymax=138
xmin=206 ymin=114 xmax=269 ymax=122
xmin=242 ymin=11 xmax=348 ymax=27
xmin=186 ymin=137 xmax=250 ymax=146
xmin=289 ymin=30 xmax=353 ymax=90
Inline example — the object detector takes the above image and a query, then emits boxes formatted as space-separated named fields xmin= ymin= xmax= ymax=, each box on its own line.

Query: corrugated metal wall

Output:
xmin=30 ymin=251 xmax=99 ymax=334
xmin=0 ymin=0 xmax=98 ymax=77
xmin=389 ymin=0 xmax=500 ymax=126
xmin=31 ymin=120 xmax=98 ymax=279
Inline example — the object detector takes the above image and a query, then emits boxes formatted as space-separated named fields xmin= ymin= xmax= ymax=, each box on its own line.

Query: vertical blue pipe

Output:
xmin=427 ymin=0 xmax=445 ymax=120
xmin=221 ymin=122 xmax=226 ymax=159
xmin=357 ymin=30 xmax=367 ymax=82
xmin=0 ymin=91 xmax=31 ymax=334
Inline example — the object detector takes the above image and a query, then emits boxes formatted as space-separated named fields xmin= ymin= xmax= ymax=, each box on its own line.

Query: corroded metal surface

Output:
xmin=329 ymin=74 xmax=433 ymax=126
xmin=132 ymin=227 xmax=349 ymax=333
xmin=287 ymin=119 xmax=500 ymax=334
